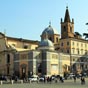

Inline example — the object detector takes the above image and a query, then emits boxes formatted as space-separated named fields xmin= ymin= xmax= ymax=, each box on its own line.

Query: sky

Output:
xmin=0 ymin=0 xmax=88 ymax=41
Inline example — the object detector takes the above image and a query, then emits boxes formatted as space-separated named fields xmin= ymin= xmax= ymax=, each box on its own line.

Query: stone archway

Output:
xmin=20 ymin=64 xmax=27 ymax=79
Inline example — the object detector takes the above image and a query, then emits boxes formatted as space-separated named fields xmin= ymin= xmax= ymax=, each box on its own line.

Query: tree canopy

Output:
xmin=83 ymin=33 xmax=88 ymax=39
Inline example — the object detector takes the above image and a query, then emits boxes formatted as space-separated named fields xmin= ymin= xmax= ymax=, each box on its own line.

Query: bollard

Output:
xmin=11 ymin=80 xmax=14 ymax=84
xmin=29 ymin=80 xmax=31 ymax=83
xmin=0 ymin=81 xmax=3 ymax=85
xmin=21 ymin=80 xmax=23 ymax=84
xmin=45 ymin=79 xmax=47 ymax=83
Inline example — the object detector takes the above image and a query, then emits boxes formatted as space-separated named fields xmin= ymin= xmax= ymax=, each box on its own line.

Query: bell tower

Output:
xmin=61 ymin=6 xmax=74 ymax=39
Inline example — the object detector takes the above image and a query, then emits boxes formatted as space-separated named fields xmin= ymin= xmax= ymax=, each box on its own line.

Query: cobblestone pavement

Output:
xmin=0 ymin=78 xmax=88 ymax=88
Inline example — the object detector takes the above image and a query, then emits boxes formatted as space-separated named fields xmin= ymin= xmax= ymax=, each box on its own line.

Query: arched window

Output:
xmin=64 ymin=26 xmax=66 ymax=31
xmin=56 ymin=37 xmax=58 ymax=43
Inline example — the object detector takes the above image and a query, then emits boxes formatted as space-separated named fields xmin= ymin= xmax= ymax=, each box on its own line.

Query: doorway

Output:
xmin=38 ymin=63 xmax=42 ymax=75
xmin=22 ymin=67 xmax=26 ymax=79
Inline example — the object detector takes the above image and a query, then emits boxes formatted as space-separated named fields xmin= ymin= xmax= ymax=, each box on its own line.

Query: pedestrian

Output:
xmin=37 ymin=76 xmax=39 ymax=83
xmin=82 ymin=77 xmax=85 ymax=84
xmin=49 ymin=77 xmax=52 ymax=83
xmin=55 ymin=77 xmax=57 ymax=83
xmin=47 ymin=76 xmax=50 ymax=82
xmin=60 ymin=76 xmax=64 ymax=83
xmin=44 ymin=76 xmax=46 ymax=83
xmin=73 ymin=76 xmax=76 ymax=82
xmin=81 ymin=77 xmax=85 ymax=85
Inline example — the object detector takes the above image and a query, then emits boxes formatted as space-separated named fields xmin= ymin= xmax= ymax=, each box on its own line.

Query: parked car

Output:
xmin=68 ymin=73 xmax=75 ymax=79
xmin=0 ymin=75 xmax=7 ymax=81
xmin=82 ymin=72 xmax=87 ymax=77
xmin=28 ymin=75 xmax=38 ymax=82
xmin=39 ymin=76 xmax=44 ymax=82
xmin=76 ymin=73 xmax=82 ymax=78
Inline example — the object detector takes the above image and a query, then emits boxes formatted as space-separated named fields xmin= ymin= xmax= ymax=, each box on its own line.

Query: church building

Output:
xmin=0 ymin=7 xmax=88 ymax=78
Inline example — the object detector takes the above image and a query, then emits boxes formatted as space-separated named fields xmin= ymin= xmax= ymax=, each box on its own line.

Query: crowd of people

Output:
xmin=39 ymin=75 xmax=64 ymax=83
xmin=0 ymin=74 xmax=86 ymax=85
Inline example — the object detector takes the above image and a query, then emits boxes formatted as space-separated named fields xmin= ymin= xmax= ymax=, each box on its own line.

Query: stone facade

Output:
xmin=0 ymin=7 xmax=88 ymax=78
xmin=60 ymin=7 xmax=88 ymax=74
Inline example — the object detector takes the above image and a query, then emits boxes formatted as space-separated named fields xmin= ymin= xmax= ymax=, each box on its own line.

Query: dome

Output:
xmin=42 ymin=25 xmax=58 ymax=35
xmin=39 ymin=39 xmax=54 ymax=47
xmin=38 ymin=38 xmax=54 ymax=51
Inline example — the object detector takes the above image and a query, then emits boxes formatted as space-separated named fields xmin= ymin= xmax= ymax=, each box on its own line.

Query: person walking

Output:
xmin=81 ymin=77 xmax=85 ymax=85
xmin=81 ymin=77 xmax=83 ymax=85
xmin=82 ymin=77 xmax=85 ymax=84
xmin=73 ymin=76 xmax=76 ymax=82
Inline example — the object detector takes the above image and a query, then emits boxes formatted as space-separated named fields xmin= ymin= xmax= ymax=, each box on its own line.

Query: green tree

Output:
xmin=83 ymin=33 xmax=88 ymax=39
xmin=75 ymin=32 xmax=82 ymax=37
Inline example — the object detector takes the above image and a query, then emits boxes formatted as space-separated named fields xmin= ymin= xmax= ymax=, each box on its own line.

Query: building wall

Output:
xmin=7 ymin=39 xmax=38 ymax=50
xmin=60 ymin=39 xmax=71 ymax=53
xmin=61 ymin=22 xmax=74 ymax=39
xmin=19 ymin=51 xmax=29 ymax=77
xmin=42 ymin=51 xmax=60 ymax=76
xmin=0 ymin=35 xmax=7 ymax=51
xmin=0 ymin=53 xmax=6 ymax=75
xmin=60 ymin=53 xmax=70 ymax=74
xmin=50 ymin=52 xmax=59 ymax=75
xmin=71 ymin=39 xmax=88 ymax=55
xmin=0 ymin=34 xmax=14 ymax=75
xmin=32 ymin=51 xmax=41 ymax=75
xmin=0 ymin=53 xmax=14 ymax=75
xmin=60 ymin=38 xmax=88 ymax=55
xmin=0 ymin=34 xmax=6 ymax=74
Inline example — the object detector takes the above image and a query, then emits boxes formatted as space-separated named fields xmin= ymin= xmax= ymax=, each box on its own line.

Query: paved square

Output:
xmin=0 ymin=78 xmax=88 ymax=88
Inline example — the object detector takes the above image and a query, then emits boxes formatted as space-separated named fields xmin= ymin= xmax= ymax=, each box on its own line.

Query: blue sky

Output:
xmin=0 ymin=0 xmax=88 ymax=40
